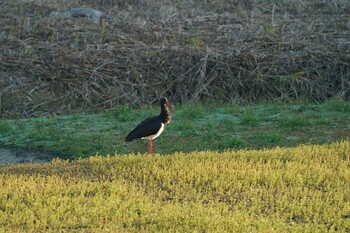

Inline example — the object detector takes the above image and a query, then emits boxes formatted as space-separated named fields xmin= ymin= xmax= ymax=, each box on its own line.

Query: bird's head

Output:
xmin=160 ymin=97 xmax=174 ymax=111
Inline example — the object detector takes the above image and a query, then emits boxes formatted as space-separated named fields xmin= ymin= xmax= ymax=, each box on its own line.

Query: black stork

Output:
xmin=125 ymin=97 xmax=174 ymax=155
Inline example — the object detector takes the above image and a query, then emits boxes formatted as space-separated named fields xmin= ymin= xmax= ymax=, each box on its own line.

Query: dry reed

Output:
xmin=0 ymin=0 xmax=349 ymax=117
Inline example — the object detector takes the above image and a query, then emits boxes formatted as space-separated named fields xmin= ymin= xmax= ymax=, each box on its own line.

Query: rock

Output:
xmin=50 ymin=7 xmax=102 ymax=23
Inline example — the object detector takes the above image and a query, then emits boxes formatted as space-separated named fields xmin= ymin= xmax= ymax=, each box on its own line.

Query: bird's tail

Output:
xmin=125 ymin=130 xmax=136 ymax=142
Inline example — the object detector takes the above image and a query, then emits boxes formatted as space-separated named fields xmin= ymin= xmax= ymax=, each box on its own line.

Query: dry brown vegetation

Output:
xmin=1 ymin=0 xmax=350 ymax=117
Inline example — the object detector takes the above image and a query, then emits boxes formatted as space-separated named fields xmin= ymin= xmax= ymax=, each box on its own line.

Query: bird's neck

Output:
xmin=160 ymin=104 xmax=171 ymax=124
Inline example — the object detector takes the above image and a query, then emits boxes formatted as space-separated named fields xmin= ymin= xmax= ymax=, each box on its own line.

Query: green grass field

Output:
xmin=0 ymin=141 xmax=349 ymax=232
xmin=0 ymin=99 xmax=349 ymax=159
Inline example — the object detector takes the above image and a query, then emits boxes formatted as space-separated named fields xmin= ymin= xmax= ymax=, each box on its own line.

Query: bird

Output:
xmin=125 ymin=97 xmax=174 ymax=155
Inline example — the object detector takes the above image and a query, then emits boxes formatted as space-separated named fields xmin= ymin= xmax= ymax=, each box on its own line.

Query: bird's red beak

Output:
xmin=165 ymin=100 xmax=174 ymax=111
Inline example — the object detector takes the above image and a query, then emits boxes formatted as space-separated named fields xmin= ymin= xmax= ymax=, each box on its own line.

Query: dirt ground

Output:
xmin=0 ymin=148 xmax=58 ymax=164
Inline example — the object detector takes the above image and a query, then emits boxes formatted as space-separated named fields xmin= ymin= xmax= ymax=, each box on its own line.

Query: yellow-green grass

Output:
xmin=1 ymin=141 xmax=349 ymax=232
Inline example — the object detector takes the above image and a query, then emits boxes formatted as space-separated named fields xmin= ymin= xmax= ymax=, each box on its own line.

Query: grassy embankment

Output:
xmin=0 ymin=140 xmax=349 ymax=232
xmin=0 ymin=99 xmax=349 ymax=159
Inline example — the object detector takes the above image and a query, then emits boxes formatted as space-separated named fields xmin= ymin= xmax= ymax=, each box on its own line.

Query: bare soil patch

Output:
xmin=0 ymin=148 xmax=57 ymax=164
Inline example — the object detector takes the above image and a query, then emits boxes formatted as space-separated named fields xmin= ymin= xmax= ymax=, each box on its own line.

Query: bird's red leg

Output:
xmin=148 ymin=139 xmax=153 ymax=155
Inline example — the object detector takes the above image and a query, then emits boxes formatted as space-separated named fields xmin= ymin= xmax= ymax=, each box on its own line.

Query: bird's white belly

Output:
xmin=142 ymin=123 xmax=165 ymax=140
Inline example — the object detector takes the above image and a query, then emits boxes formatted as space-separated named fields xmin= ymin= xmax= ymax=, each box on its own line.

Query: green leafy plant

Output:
xmin=185 ymin=35 xmax=203 ymax=46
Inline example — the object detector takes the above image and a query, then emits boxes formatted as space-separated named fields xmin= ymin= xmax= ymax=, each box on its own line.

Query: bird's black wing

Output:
xmin=125 ymin=116 xmax=162 ymax=142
